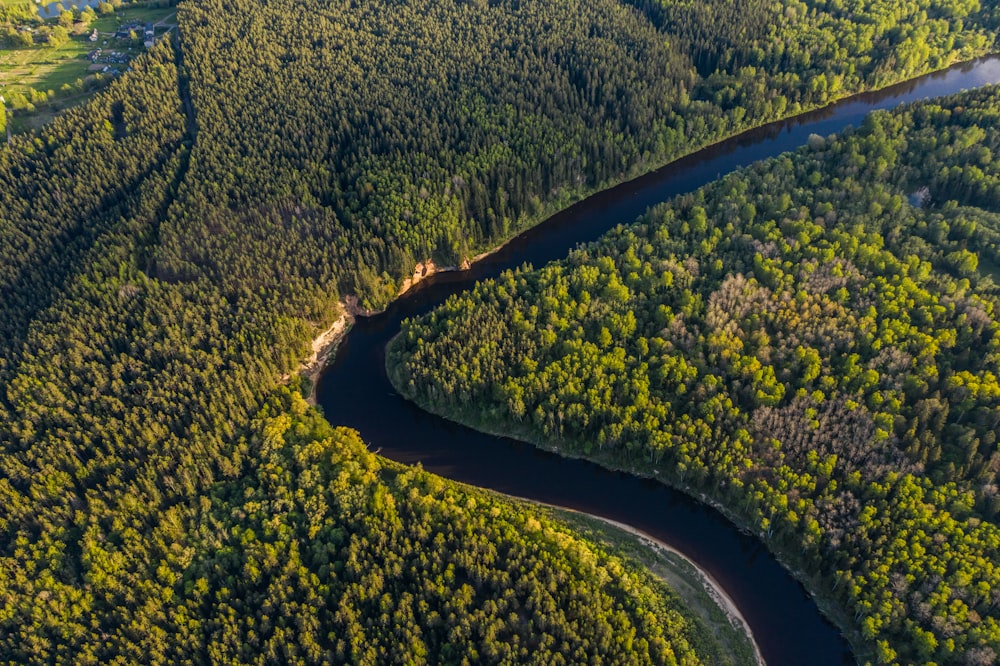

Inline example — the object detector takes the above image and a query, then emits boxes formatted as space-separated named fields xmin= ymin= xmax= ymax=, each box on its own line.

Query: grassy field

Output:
xmin=0 ymin=32 xmax=99 ymax=100
xmin=6 ymin=91 xmax=85 ymax=132
xmin=111 ymin=5 xmax=175 ymax=23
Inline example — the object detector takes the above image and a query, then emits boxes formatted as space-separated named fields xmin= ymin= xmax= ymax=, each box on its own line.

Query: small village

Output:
xmin=86 ymin=21 xmax=156 ymax=74
xmin=112 ymin=19 xmax=156 ymax=47
xmin=11 ymin=14 xmax=161 ymax=50
xmin=80 ymin=22 xmax=159 ymax=76
xmin=86 ymin=48 xmax=127 ymax=75
xmin=1 ymin=2 xmax=177 ymax=135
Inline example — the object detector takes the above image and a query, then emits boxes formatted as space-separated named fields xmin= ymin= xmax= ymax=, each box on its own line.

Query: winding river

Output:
xmin=317 ymin=57 xmax=1000 ymax=665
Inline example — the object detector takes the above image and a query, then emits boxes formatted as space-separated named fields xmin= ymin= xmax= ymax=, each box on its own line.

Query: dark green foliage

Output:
xmin=390 ymin=87 xmax=1000 ymax=664
xmin=0 ymin=8 xmax=726 ymax=661
xmin=1 ymin=0 xmax=999 ymax=661
xmin=155 ymin=0 xmax=998 ymax=310
xmin=0 ymin=42 xmax=187 ymax=361
xmin=1 ymin=381 xmax=717 ymax=662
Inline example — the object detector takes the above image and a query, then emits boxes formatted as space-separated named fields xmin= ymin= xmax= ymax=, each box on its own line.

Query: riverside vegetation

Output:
xmin=390 ymin=86 xmax=1000 ymax=664
xmin=2 ymin=0 xmax=1000 ymax=661
xmin=0 ymin=39 xmax=724 ymax=661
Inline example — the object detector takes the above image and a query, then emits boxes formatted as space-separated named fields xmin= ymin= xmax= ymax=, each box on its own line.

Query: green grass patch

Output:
xmin=0 ymin=32 xmax=95 ymax=97
xmin=110 ymin=5 xmax=174 ymax=24
xmin=7 ymin=92 xmax=79 ymax=131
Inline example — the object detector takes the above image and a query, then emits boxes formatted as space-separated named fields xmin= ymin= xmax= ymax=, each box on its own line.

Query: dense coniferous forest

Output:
xmin=390 ymin=86 xmax=1000 ymax=664
xmin=2 ymin=0 xmax=1000 ymax=661
xmin=7 ymin=385 xmax=721 ymax=663
xmin=0 ymin=50 xmax=722 ymax=658
xmin=158 ymin=0 xmax=1000 ymax=309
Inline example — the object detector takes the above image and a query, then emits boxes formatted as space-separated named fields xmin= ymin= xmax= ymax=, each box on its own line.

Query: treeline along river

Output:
xmin=317 ymin=57 xmax=1000 ymax=665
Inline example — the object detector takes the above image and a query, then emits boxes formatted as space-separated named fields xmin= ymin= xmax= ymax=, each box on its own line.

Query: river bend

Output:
xmin=317 ymin=58 xmax=1000 ymax=665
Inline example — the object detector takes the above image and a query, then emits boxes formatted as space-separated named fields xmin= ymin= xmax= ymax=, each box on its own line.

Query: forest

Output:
xmin=2 ymin=0 xmax=1000 ymax=661
xmin=4 ymin=384 xmax=728 ymax=663
xmin=390 ymin=86 xmax=1000 ymax=664
xmin=158 ymin=0 xmax=1000 ymax=310
xmin=0 ymin=36 xmax=727 ymax=650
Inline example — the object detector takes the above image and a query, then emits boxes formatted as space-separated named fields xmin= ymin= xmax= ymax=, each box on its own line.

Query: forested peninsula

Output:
xmin=2 ymin=0 xmax=1000 ymax=662
xmin=390 ymin=86 xmax=1000 ymax=664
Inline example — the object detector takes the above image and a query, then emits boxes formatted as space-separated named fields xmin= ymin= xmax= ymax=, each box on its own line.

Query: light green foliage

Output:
xmin=164 ymin=389 xmax=711 ymax=665
xmin=391 ymin=87 xmax=1000 ymax=664
xmin=1 ymin=0 xmax=999 ymax=661
xmin=2 ymin=386 xmax=717 ymax=662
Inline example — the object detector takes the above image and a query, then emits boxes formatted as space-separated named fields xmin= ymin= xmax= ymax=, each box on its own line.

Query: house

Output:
xmin=115 ymin=20 xmax=143 ymax=40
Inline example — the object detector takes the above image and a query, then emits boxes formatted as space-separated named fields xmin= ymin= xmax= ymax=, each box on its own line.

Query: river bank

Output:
xmin=318 ymin=57 xmax=1000 ymax=665
xmin=372 ymin=55 xmax=1000 ymax=312
xmin=293 ymin=303 xmax=354 ymax=404
xmin=533 ymin=501 xmax=764 ymax=665
xmin=377 ymin=386 xmax=863 ymax=662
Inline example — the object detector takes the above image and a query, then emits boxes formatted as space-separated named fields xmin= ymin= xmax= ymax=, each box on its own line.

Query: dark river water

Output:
xmin=317 ymin=58 xmax=1000 ymax=665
